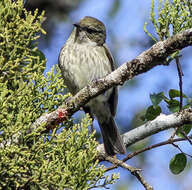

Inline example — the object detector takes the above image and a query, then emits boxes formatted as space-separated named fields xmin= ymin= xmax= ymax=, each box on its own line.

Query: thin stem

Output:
xmin=105 ymin=156 xmax=153 ymax=190
xmin=105 ymin=136 xmax=191 ymax=172
xmin=175 ymin=56 xmax=184 ymax=112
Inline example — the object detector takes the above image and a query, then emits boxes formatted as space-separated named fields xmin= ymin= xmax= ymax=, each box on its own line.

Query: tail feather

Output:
xmin=98 ymin=117 xmax=126 ymax=156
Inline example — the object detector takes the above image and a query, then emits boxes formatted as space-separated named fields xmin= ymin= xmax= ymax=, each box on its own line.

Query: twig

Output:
xmin=105 ymin=156 xmax=141 ymax=173
xmin=171 ymin=142 xmax=192 ymax=158
xmin=180 ymin=130 xmax=192 ymax=145
xmin=169 ymin=56 xmax=184 ymax=140
xmin=169 ymin=127 xmax=179 ymax=141
xmin=175 ymin=56 xmax=184 ymax=112
xmin=105 ymin=136 xmax=192 ymax=172
xmin=97 ymin=109 xmax=192 ymax=159
xmin=133 ymin=171 xmax=153 ymax=190
xmin=105 ymin=156 xmax=153 ymax=190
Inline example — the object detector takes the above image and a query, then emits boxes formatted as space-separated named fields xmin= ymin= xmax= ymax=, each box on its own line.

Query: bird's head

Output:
xmin=73 ymin=16 xmax=106 ymax=46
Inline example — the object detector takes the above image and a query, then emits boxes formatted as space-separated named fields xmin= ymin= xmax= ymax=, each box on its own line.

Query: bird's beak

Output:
xmin=73 ymin=23 xmax=80 ymax=28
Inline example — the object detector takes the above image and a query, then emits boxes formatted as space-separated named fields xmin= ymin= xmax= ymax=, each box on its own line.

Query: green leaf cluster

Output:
xmin=144 ymin=89 xmax=191 ymax=175
xmin=144 ymin=0 xmax=192 ymax=41
xmin=145 ymin=89 xmax=192 ymax=121
xmin=0 ymin=0 xmax=118 ymax=189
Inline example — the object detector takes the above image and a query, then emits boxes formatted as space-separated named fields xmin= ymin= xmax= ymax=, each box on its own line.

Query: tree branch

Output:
xmin=31 ymin=28 xmax=192 ymax=131
xmin=105 ymin=135 xmax=192 ymax=172
xmin=97 ymin=108 xmax=192 ymax=157
xmin=105 ymin=156 xmax=153 ymax=190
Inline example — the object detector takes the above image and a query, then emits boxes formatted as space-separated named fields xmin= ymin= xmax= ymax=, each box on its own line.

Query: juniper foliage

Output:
xmin=0 ymin=0 xmax=118 ymax=189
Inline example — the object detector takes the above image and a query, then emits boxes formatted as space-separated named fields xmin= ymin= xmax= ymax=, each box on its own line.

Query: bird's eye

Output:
xmin=86 ymin=28 xmax=95 ymax=33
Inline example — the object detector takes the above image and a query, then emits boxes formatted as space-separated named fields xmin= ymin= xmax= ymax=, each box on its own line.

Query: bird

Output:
xmin=58 ymin=16 xmax=126 ymax=156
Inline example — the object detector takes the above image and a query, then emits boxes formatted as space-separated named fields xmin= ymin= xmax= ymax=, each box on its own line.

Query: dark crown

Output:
xmin=77 ymin=16 xmax=106 ymax=33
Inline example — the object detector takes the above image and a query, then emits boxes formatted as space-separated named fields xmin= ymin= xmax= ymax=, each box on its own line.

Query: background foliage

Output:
xmin=0 ymin=0 xmax=117 ymax=189
xmin=144 ymin=0 xmax=192 ymax=176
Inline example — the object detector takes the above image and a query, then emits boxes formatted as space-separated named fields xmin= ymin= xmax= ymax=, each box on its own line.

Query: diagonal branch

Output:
xmin=97 ymin=108 xmax=192 ymax=157
xmin=105 ymin=156 xmax=153 ymax=190
xmin=105 ymin=135 xmax=192 ymax=172
xmin=31 ymin=28 xmax=192 ymax=131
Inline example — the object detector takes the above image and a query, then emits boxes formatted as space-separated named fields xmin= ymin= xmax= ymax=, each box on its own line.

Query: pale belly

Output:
xmin=60 ymin=43 xmax=112 ymax=95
